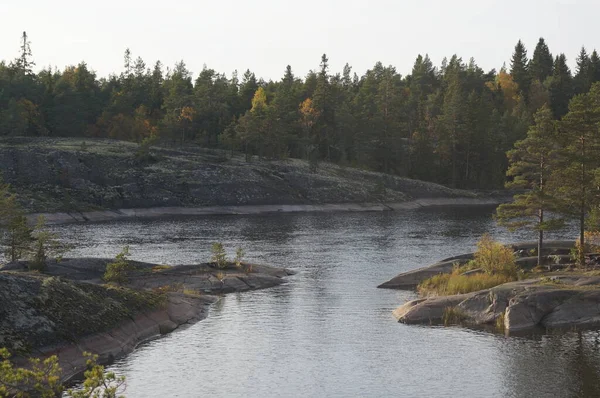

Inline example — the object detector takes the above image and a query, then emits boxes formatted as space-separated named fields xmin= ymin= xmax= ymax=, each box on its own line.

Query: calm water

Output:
xmin=55 ymin=208 xmax=600 ymax=398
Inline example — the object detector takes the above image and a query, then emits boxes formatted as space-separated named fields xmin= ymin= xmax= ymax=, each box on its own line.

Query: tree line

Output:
xmin=2 ymin=32 xmax=600 ymax=188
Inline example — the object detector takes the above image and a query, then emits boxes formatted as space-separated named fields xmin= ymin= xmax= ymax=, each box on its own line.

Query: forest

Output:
xmin=1 ymin=32 xmax=598 ymax=189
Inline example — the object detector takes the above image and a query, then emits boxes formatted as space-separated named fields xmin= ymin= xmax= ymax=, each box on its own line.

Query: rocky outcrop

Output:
xmin=1 ymin=257 xmax=293 ymax=381
xmin=378 ymin=241 xmax=575 ymax=289
xmin=32 ymin=292 xmax=215 ymax=383
xmin=393 ymin=276 xmax=600 ymax=333
xmin=0 ymin=137 xmax=500 ymax=214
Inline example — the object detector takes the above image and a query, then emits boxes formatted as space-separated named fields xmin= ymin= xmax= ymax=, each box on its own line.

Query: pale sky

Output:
xmin=1 ymin=0 xmax=598 ymax=81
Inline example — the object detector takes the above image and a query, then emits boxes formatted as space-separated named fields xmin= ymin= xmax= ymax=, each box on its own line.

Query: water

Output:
xmin=54 ymin=207 xmax=600 ymax=398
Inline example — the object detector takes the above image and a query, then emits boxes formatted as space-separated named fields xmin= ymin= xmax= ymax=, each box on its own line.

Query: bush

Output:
xmin=234 ymin=247 xmax=245 ymax=269
xmin=103 ymin=246 xmax=133 ymax=284
xmin=28 ymin=216 xmax=69 ymax=272
xmin=469 ymin=234 xmax=517 ymax=278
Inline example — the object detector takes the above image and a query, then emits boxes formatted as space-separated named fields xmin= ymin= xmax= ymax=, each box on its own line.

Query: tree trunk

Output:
xmin=538 ymin=208 xmax=544 ymax=268
xmin=580 ymin=200 xmax=586 ymax=267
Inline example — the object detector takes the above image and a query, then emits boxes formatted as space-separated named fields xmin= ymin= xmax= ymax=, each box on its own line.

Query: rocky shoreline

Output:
xmin=0 ymin=137 xmax=506 ymax=216
xmin=1 ymin=258 xmax=294 ymax=382
xmin=30 ymin=197 xmax=505 ymax=225
xmin=380 ymin=241 xmax=600 ymax=333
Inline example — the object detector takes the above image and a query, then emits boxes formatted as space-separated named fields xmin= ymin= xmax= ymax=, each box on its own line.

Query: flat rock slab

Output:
xmin=393 ymin=276 xmax=600 ymax=333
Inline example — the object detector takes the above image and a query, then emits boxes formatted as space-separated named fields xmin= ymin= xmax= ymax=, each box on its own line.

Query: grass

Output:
xmin=442 ymin=307 xmax=469 ymax=326
xmin=419 ymin=235 xmax=519 ymax=296
xmin=418 ymin=272 xmax=516 ymax=296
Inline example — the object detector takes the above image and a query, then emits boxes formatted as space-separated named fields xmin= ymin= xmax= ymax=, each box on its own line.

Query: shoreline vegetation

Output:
xmin=382 ymin=237 xmax=600 ymax=334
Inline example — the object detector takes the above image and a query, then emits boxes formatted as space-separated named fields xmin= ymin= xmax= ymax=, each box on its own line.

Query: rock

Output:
xmin=0 ymin=137 xmax=497 ymax=214
xmin=0 ymin=257 xmax=294 ymax=382
xmin=393 ymin=277 xmax=600 ymax=333
xmin=377 ymin=258 xmax=470 ymax=289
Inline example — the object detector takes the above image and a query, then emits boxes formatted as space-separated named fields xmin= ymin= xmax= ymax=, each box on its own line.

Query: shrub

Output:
xmin=234 ymin=247 xmax=245 ymax=269
xmin=469 ymin=233 xmax=517 ymax=278
xmin=211 ymin=242 xmax=228 ymax=269
xmin=28 ymin=215 xmax=69 ymax=272
xmin=103 ymin=246 xmax=133 ymax=284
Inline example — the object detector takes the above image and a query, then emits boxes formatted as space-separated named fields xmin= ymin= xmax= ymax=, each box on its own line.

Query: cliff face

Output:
xmin=0 ymin=137 xmax=474 ymax=213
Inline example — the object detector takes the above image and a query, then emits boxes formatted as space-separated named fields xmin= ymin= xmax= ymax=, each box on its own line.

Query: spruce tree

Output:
xmin=529 ymin=38 xmax=553 ymax=84
xmin=496 ymin=105 xmax=563 ymax=266
xmin=510 ymin=40 xmax=530 ymax=100
xmin=589 ymin=50 xmax=600 ymax=85
xmin=548 ymin=54 xmax=574 ymax=119
xmin=14 ymin=31 xmax=35 ymax=74
xmin=574 ymin=47 xmax=592 ymax=95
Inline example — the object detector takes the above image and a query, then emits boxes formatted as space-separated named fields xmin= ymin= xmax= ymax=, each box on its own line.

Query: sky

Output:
xmin=1 ymin=0 xmax=598 ymax=81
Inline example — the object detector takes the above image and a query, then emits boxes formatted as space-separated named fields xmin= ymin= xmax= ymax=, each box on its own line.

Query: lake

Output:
xmin=55 ymin=207 xmax=600 ymax=398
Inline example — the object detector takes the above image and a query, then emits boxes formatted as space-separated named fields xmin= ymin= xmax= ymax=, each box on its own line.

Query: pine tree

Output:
xmin=496 ymin=105 xmax=563 ymax=266
xmin=552 ymin=83 xmax=600 ymax=266
xmin=510 ymin=40 xmax=530 ymax=100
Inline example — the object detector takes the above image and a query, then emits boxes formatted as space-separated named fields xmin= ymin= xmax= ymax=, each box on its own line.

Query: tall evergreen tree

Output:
xmin=529 ymin=38 xmax=553 ymax=84
xmin=548 ymin=54 xmax=574 ymax=119
xmin=552 ymin=83 xmax=600 ymax=266
xmin=510 ymin=40 xmax=530 ymax=100
xmin=574 ymin=47 xmax=592 ymax=95
xmin=496 ymin=105 xmax=563 ymax=266
xmin=14 ymin=31 xmax=35 ymax=74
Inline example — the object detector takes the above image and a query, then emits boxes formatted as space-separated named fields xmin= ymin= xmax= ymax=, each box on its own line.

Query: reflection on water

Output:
xmin=53 ymin=207 xmax=599 ymax=398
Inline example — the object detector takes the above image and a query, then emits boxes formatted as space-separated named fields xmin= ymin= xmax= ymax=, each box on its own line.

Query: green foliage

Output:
xmin=419 ymin=235 xmax=518 ymax=296
xmin=210 ymin=242 xmax=227 ymax=269
xmin=134 ymin=134 xmax=157 ymax=163
xmin=469 ymin=234 xmax=518 ymax=278
xmin=0 ymin=175 xmax=19 ymax=228
xmin=103 ymin=246 xmax=133 ymax=284
xmin=67 ymin=353 xmax=125 ymax=398
xmin=234 ymin=247 xmax=245 ymax=269
xmin=28 ymin=216 xmax=67 ymax=272
xmin=496 ymin=105 xmax=564 ymax=266
xmin=3 ymin=215 xmax=32 ymax=263
xmin=0 ymin=349 xmax=126 ymax=398
xmin=3 ymin=33 xmax=598 ymax=191
xmin=0 ymin=348 xmax=62 ymax=397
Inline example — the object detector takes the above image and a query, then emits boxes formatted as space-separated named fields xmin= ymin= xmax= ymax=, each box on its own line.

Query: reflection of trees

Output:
xmin=500 ymin=331 xmax=600 ymax=398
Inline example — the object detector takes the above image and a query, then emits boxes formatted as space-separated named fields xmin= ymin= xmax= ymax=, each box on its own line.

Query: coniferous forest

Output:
xmin=1 ymin=33 xmax=598 ymax=189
